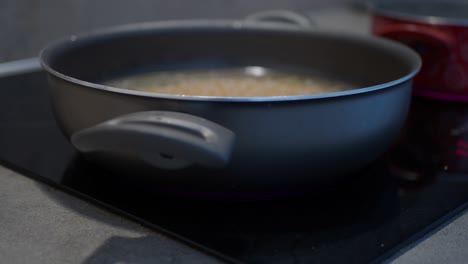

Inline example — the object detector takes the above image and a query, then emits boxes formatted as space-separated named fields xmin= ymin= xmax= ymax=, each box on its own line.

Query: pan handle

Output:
xmin=245 ymin=10 xmax=313 ymax=27
xmin=71 ymin=111 xmax=235 ymax=170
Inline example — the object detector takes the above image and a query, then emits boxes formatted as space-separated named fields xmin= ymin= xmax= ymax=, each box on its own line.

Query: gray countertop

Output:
xmin=0 ymin=166 xmax=220 ymax=264
xmin=1 ymin=163 xmax=467 ymax=264
xmin=1 ymin=5 xmax=467 ymax=264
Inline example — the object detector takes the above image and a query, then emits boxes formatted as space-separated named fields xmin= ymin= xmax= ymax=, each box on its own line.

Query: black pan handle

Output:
xmin=245 ymin=10 xmax=313 ymax=27
xmin=71 ymin=111 xmax=235 ymax=170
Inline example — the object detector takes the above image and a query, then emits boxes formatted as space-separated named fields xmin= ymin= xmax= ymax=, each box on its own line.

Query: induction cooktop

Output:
xmin=0 ymin=70 xmax=467 ymax=264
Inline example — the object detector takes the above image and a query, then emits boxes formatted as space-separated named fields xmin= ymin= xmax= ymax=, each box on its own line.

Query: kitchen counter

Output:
xmin=1 ymin=154 xmax=467 ymax=264
xmin=0 ymin=166 xmax=221 ymax=264
xmin=1 ymin=6 xmax=467 ymax=264
xmin=0 ymin=153 xmax=468 ymax=264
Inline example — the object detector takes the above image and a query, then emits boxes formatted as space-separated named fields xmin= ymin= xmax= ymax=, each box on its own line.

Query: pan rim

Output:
xmin=40 ymin=19 xmax=421 ymax=103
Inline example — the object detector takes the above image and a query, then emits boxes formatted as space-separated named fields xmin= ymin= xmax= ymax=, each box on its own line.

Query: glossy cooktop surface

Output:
xmin=0 ymin=71 xmax=467 ymax=263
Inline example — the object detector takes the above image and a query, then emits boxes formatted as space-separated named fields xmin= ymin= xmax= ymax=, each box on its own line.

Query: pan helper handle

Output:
xmin=71 ymin=111 xmax=235 ymax=170
xmin=245 ymin=10 xmax=314 ymax=27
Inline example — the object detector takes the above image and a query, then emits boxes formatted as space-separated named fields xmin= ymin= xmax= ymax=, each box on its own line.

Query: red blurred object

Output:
xmin=370 ymin=1 xmax=468 ymax=102
xmin=456 ymin=140 xmax=468 ymax=157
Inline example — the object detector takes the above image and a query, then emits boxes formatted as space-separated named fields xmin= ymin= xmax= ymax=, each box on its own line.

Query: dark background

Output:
xmin=0 ymin=0 xmax=357 ymax=62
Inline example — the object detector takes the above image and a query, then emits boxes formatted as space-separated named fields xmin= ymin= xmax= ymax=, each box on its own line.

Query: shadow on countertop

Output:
xmin=83 ymin=235 xmax=221 ymax=264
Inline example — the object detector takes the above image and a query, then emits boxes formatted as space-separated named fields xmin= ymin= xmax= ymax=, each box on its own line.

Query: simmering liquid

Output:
xmin=104 ymin=67 xmax=356 ymax=97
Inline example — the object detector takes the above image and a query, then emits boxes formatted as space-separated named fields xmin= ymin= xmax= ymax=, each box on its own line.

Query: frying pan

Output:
xmin=40 ymin=12 xmax=421 ymax=196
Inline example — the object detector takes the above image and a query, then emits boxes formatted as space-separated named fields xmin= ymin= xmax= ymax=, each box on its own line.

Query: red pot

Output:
xmin=370 ymin=1 xmax=468 ymax=102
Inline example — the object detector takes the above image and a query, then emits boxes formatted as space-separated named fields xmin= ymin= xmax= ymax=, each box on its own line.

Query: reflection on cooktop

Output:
xmin=0 ymin=71 xmax=467 ymax=264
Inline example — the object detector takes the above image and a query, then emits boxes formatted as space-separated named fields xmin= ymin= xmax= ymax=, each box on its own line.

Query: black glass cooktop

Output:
xmin=0 ymin=71 xmax=467 ymax=264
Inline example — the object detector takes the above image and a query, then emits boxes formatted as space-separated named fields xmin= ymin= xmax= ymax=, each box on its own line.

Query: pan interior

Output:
xmin=41 ymin=23 xmax=420 ymax=100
